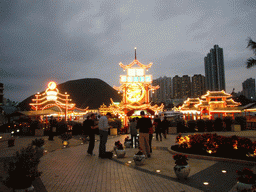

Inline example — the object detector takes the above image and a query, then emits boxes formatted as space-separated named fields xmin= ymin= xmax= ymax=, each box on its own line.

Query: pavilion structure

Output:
xmin=178 ymin=90 xmax=241 ymax=120
xmin=30 ymin=81 xmax=88 ymax=121
xmin=101 ymin=48 xmax=164 ymax=126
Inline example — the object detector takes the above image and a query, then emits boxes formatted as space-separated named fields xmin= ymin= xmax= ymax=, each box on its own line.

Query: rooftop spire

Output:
xmin=135 ymin=47 xmax=137 ymax=60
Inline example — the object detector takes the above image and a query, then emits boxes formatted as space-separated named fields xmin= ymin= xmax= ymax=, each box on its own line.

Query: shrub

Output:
xmin=205 ymin=119 xmax=213 ymax=132
xmin=223 ymin=117 xmax=233 ymax=131
xmin=32 ymin=138 xmax=45 ymax=148
xmin=196 ymin=119 xmax=205 ymax=132
xmin=4 ymin=145 xmax=41 ymax=189
xmin=214 ymin=118 xmax=223 ymax=131
xmin=235 ymin=116 xmax=247 ymax=130
xmin=189 ymin=134 xmax=205 ymax=150
xmin=177 ymin=120 xmax=187 ymax=133
xmin=187 ymin=120 xmax=196 ymax=132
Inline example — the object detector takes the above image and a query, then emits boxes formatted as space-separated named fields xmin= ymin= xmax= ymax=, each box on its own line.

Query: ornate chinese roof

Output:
xmin=201 ymin=90 xmax=231 ymax=98
xmin=226 ymin=99 xmax=241 ymax=107
xmin=119 ymin=60 xmax=152 ymax=69
xmin=179 ymin=98 xmax=200 ymax=111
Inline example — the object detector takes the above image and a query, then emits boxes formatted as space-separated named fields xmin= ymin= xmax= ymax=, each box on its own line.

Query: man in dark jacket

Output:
xmin=86 ymin=114 xmax=98 ymax=156
xmin=83 ymin=116 xmax=92 ymax=145
xmin=136 ymin=111 xmax=152 ymax=158
xmin=153 ymin=115 xmax=162 ymax=141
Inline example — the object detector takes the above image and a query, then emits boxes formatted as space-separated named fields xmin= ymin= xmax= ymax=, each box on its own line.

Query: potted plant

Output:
xmin=3 ymin=145 xmax=42 ymax=191
xmin=60 ymin=132 xmax=72 ymax=148
xmin=133 ymin=150 xmax=146 ymax=166
xmin=114 ymin=141 xmax=126 ymax=158
xmin=124 ymin=136 xmax=132 ymax=148
xmin=32 ymin=138 xmax=45 ymax=159
xmin=114 ymin=140 xmax=121 ymax=152
xmin=236 ymin=168 xmax=256 ymax=191
xmin=173 ymin=153 xmax=190 ymax=179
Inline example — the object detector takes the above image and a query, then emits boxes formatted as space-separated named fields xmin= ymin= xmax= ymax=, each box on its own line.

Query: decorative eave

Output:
xmin=226 ymin=98 xmax=241 ymax=106
xmin=119 ymin=60 xmax=152 ymax=70
xmin=113 ymin=84 xmax=126 ymax=92
xmin=148 ymin=84 xmax=160 ymax=91
xmin=201 ymin=90 xmax=231 ymax=98
xmin=109 ymin=98 xmax=163 ymax=113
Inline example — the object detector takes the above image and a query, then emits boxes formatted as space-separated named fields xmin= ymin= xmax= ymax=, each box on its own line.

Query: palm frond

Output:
xmin=246 ymin=57 xmax=256 ymax=68
xmin=247 ymin=37 xmax=256 ymax=54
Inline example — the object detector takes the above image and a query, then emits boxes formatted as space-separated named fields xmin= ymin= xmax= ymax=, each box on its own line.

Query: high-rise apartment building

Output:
xmin=152 ymin=76 xmax=171 ymax=104
xmin=172 ymin=75 xmax=182 ymax=99
xmin=191 ymin=74 xmax=206 ymax=98
xmin=204 ymin=45 xmax=225 ymax=91
xmin=181 ymin=75 xmax=191 ymax=99
xmin=242 ymin=78 xmax=255 ymax=100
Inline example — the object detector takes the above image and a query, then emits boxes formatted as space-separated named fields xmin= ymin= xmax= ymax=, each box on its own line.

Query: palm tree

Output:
xmin=246 ymin=37 xmax=256 ymax=68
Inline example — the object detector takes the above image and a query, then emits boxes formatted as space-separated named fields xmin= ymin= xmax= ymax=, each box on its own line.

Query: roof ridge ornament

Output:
xmin=119 ymin=48 xmax=153 ymax=69
xmin=135 ymin=47 xmax=137 ymax=60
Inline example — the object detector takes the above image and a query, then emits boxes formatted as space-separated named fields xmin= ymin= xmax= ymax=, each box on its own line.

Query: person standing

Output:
xmin=49 ymin=116 xmax=56 ymax=141
xmin=136 ymin=111 xmax=152 ymax=158
xmin=129 ymin=118 xmax=137 ymax=148
xmin=83 ymin=116 xmax=91 ymax=142
xmin=161 ymin=117 xmax=169 ymax=139
xmin=149 ymin=123 xmax=153 ymax=153
xmin=98 ymin=112 xmax=112 ymax=158
xmin=87 ymin=114 xmax=98 ymax=156
xmin=153 ymin=115 xmax=162 ymax=141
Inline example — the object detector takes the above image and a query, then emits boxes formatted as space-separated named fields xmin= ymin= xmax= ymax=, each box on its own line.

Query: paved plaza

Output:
xmin=0 ymin=130 xmax=256 ymax=191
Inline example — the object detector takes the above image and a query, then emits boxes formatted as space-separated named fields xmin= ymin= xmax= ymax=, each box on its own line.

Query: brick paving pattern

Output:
xmin=0 ymin=130 xmax=256 ymax=191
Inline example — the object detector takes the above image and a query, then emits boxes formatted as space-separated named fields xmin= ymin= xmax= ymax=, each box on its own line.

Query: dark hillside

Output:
xmin=18 ymin=78 xmax=121 ymax=110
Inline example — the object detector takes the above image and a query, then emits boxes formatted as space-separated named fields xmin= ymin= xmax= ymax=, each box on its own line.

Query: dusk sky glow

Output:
xmin=1 ymin=0 xmax=256 ymax=102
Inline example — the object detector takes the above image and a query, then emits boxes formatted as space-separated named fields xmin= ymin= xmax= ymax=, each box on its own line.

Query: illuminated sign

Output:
xmin=46 ymin=81 xmax=58 ymax=101
xmin=128 ymin=69 xmax=136 ymax=76
xmin=126 ymin=83 xmax=145 ymax=103
xmin=136 ymin=69 xmax=144 ymax=76
xmin=48 ymin=82 xmax=57 ymax=90
xmin=120 ymin=76 xmax=127 ymax=83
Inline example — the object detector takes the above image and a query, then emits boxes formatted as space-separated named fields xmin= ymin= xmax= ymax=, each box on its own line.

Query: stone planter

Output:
xmin=133 ymin=154 xmax=145 ymax=166
xmin=13 ymin=185 xmax=35 ymax=192
xmin=174 ymin=164 xmax=190 ymax=179
xmin=236 ymin=182 xmax=253 ymax=192
xmin=124 ymin=141 xmax=132 ymax=148
xmin=115 ymin=149 xmax=126 ymax=158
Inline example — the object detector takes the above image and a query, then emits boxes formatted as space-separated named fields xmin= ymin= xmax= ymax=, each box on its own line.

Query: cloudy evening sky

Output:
xmin=1 ymin=0 xmax=256 ymax=102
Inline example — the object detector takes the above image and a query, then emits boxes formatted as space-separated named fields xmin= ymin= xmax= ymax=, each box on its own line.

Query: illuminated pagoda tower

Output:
xmin=30 ymin=81 xmax=88 ymax=121
xmin=110 ymin=48 xmax=164 ymax=126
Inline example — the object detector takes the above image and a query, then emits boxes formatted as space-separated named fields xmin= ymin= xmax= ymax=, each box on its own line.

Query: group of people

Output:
xmin=153 ymin=115 xmax=169 ymax=141
xmin=82 ymin=111 xmax=169 ymax=159
xmin=83 ymin=112 xmax=112 ymax=158
xmin=128 ymin=112 xmax=170 ymax=158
